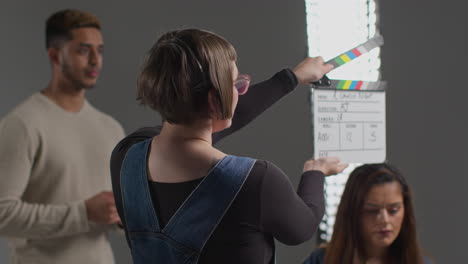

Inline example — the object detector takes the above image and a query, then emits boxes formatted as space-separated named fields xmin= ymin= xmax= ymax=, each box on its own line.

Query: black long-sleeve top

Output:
xmin=110 ymin=69 xmax=325 ymax=264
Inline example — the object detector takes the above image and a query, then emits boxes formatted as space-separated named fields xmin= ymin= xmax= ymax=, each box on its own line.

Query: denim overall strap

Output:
xmin=120 ymin=139 xmax=160 ymax=233
xmin=163 ymin=155 xmax=256 ymax=252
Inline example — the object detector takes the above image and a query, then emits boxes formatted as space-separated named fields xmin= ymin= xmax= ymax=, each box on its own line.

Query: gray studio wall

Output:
xmin=380 ymin=0 xmax=468 ymax=262
xmin=0 ymin=0 xmax=466 ymax=263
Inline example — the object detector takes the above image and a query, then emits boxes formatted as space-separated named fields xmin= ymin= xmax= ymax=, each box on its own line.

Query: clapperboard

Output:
xmin=310 ymin=35 xmax=387 ymax=163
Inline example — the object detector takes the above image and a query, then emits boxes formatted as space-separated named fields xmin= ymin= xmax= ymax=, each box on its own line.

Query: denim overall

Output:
xmin=120 ymin=139 xmax=258 ymax=263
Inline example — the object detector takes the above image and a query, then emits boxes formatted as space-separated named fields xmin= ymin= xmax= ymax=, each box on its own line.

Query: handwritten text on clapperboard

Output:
xmin=312 ymin=89 xmax=386 ymax=163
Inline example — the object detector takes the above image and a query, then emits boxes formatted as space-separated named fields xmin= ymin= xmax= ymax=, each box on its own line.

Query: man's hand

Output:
xmin=293 ymin=57 xmax=334 ymax=84
xmin=85 ymin=191 xmax=121 ymax=225
xmin=303 ymin=157 xmax=348 ymax=176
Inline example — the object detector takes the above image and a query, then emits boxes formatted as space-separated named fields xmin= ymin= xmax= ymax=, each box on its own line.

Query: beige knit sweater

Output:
xmin=0 ymin=93 xmax=125 ymax=264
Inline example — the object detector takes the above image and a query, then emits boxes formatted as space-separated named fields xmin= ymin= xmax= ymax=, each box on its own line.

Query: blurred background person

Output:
xmin=0 ymin=9 xmax=124 ymax=264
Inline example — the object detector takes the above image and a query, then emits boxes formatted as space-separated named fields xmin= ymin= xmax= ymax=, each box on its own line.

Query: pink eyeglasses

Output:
xmin=234 ymin=74 xmax=251 ymax=95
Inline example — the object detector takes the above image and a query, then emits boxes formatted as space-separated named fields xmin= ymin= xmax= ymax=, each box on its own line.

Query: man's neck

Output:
xmin=42 ymin=80 xmax=86 ymax=113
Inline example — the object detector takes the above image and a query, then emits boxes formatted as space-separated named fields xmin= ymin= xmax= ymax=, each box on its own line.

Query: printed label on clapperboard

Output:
xmin=313 ymin=89 xmax=386 ymax=163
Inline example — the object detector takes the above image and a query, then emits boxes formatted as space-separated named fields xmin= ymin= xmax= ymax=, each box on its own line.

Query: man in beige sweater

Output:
xmin=0 ymin=9 xmax=125 ymax=264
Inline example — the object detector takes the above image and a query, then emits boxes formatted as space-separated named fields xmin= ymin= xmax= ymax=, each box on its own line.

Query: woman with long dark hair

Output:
xmin=304 ymin=163 xmax=432 ymax=264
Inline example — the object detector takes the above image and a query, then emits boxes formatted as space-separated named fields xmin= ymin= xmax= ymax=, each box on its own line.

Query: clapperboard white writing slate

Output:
xmin=310 ymin=35 xmax=387 ymax=163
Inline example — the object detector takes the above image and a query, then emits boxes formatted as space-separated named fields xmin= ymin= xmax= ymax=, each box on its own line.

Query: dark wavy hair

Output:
xmin=324 ymin=163 xmax=424 ymax=264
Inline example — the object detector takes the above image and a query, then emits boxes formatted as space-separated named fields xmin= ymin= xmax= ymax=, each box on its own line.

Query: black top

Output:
xmin=111 ymin=69 xmax=326 ymax=264
xmin=303 ymin=248 xmax=434 ymax=264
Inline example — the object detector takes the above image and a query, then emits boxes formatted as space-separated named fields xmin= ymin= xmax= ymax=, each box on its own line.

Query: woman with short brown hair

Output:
xmin=112 ymin=28 xmax=346 ymax=264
